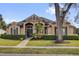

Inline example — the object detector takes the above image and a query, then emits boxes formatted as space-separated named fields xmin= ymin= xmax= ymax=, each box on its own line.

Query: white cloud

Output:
xmin=11 ymin=20 xmax=16 ymax=22
xmin=46 ymin=7 xmax=55 ymax=15
xmin=5 ymin=19 xmax=17 ymax=24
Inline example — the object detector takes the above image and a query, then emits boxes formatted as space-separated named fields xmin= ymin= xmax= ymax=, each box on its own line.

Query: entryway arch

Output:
xmin=25 ymin=23 xmax=33 ymax=38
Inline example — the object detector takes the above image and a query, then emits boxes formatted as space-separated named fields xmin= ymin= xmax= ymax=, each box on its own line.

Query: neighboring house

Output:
xmin=0 ymin=29 xmax=6 ymax=35
xmin=6 ymin=14 xmax=76 ymax=37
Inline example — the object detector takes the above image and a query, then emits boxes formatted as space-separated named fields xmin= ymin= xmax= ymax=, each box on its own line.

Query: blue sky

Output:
xmin=0 ymin=3 xmax=78 ymax=28
xmin=0 ymin=3 xmax=54 ymax=23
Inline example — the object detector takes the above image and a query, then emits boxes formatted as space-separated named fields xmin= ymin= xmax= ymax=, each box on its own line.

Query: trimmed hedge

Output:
xmin=63 ymin=35 xmax=79 ymax=40
xmin=32 ymin=35 xmax=79 ymax=40
xmin=32 ymin=35 xmax=57 ymax=40
xmin=0 ymin=34 xmax=79 ymax=40
xmin=0 ymin=34 xmax=25 ymax=40
xmin=41 ymin=35 xmax=57 ymax=40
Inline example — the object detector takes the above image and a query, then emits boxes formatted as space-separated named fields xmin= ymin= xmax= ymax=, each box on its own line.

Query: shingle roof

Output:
xmin=22 ymin=14 xmax=55 ymax=23
xmin=7 ymin=14 xmax=76 ymax=28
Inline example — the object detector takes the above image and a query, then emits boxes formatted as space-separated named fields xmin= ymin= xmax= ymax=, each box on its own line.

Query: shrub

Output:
xmin=63 ymin=35 xmax=79 ymax=40
xmin=32 ymin=35 xmax=79 ymax=40
xmin=0 ymin=34 xmax=25 ymax=40
xmin=32 ymin=34 xmax=43 ymax=39
xmin=41 ymin=35 xmax=57 ymax=40
xmin=32 ymin=35 xmax=57 ymax=40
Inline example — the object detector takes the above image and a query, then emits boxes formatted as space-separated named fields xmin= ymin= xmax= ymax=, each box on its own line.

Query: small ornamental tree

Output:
xmin=35 ymin=22 xmax=43 ymax=39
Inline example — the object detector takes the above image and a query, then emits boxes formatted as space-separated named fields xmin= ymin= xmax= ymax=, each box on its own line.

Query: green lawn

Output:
xmin=0 ymin=38 xmax=21 ymax=46
xmin=0 ymin=48 xmax=79 ymax=55
xmin=27 ymin=40 xmax=79 ymax=46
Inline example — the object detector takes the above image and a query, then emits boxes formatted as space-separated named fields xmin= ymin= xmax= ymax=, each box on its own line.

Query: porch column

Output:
xmin=43 ymin=24 xmax=46 ymax=34
xmin=18 ymin=26 xmax=20 ymax=35
xmin=23 ymin=23 xmax=26 ymax=35
xmin=33 ymin=23 xmax=36 ymax=34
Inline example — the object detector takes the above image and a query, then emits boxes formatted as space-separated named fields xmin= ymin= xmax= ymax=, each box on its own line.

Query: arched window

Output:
xmin=11 ymin=28 xmax=13 ymax=35
xmin=15 ymin=28 xmax=18 ymax=35
xmin=10 ymin=27 xmax=18 ymax=35
xmin=44 ymin=27 xmax=48 ymax=34
xmin=14 ymin=29 xmax=16 ymax=35
xmin=15 ymin=27 xmax=18 ymax=35
xmin=44 ymin=23 xmax=48 ymax=34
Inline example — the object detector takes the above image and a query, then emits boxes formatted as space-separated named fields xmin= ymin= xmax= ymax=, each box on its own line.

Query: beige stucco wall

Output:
xmin=6 ymin=22 xmax=20 ymax=35
xmin=6 ymin=16 xmax=76 ymax=35
xmin=7 ymin=21 xmax=76 ymax=35
xmin=67 ymin=26 xmax=76 ymax=35
xmin=7 ymin=26 xmax=20 ymax=35
xmin=47 ymin=23 xmax=55 ymax=35
xmin=6 ymin=27 xmax=10 ymax=35
xmin=20 ymin=27 xmax=24 ymax=35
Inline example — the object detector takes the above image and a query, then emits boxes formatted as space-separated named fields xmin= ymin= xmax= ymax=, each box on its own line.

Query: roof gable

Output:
xmin=21 ymin=14 xmax=55 ymax=24
xmin=7 ymin=14 xmax=76 ymax=28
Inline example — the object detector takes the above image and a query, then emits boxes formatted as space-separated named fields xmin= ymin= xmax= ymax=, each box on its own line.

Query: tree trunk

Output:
xmin=54 ymin=3 xmax=63 ymax=43
xmin=55 ymin=20 xmax=63 ymax=43
xmin=54 ymin=3 xmax=72 ymax=43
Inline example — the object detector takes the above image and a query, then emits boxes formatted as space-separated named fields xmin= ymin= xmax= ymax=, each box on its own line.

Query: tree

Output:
xmin=0 ymin=14 xmax=6 ymax=30
xmin=35 ymin=22 xmax=43 ymax=39
xmin=49 ymin=3 xmax=73 ymax=43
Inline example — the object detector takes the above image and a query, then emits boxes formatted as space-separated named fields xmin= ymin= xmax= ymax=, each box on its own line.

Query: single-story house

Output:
xmin=6 ymin=14 xmax=76 ymax=37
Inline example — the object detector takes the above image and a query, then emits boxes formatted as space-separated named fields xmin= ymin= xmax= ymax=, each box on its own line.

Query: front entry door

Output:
xmin=25 ymin=23 xmax=33 ymax=38
xmin=27 ymin=28 xmax=33 ymax=37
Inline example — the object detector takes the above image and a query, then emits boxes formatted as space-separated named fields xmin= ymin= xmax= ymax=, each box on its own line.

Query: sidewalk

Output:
xmin=0 ymin=53 xmax=75 ymax=56
xmin=0 ymin=46 xmax=79 ymax=48
xmin=16 ymin=37 xmax=32 ymax=47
